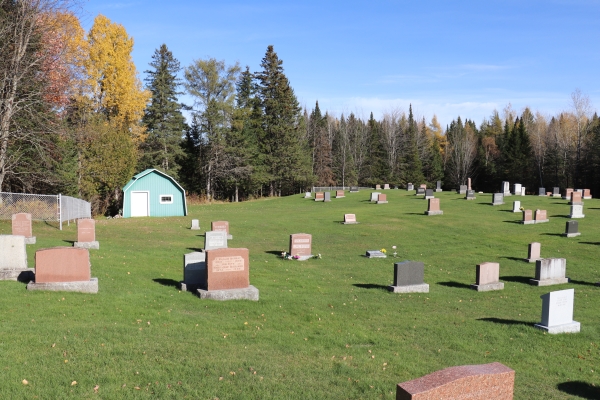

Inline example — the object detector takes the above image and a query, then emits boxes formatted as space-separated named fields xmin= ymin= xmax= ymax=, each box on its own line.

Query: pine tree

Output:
xmin=140 ymin=44 xmax=186 ymax=179
xmin=311 ymin=101 xmax=335 ymax=186
xmin=403 ymin=105 xmax=425 ymax=184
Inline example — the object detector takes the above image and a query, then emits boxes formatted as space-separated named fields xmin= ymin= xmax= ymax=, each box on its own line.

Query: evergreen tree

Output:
xmin=311 ymin=101 xmax=335 ymax=186
xmin=428 ymin=135 xmax=444 ymax=185
xmin=140 ymin=44 xmax=187 ymax=179
xmin=403 ymin=105 xmax=425 ymax=184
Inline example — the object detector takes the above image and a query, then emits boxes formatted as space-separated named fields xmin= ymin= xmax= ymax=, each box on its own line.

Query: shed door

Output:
xmin=130 ymin=191 xmax=149 ymax=217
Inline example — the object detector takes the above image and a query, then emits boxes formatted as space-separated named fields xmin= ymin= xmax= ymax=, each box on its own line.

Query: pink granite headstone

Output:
xmin=205 ymin=248 xmax=249 ymax=291
xmin=467 ymin=178 xmax=472 ymax=190
xmin=289 ymin=233 xmax=312 ymax=257
xmin=77 ymin=219 xmax=96 ymax=242
xmin=211 ymin=221 xmax=229 ymax=235
xmin=344 ymin=214 xmax=356 ymax=223
xmin=377 ymin=193 xmax=387 ymax=202
xmin=315 ymin=192 xmax=325 ymax=201
xmin=419 ymin=184 xmax=427 ymax=189
xmin=583 ymin=189 xmax=591 ymax=198
xmin=396 ymin=362 xmax=515 ymax=400
xmin=336 ymin=190 xmax=344 ymax=197
xmin=35 ymin=247 xmax=90 ymax=283
xmin=375 ymin=184 xmax=381 ymax=190
xmin=428 ymin=198 xmax=440 ymax=212
xmin=565 ymin=188 xmax=573 ymax=199
xmin=570 ymin=192 xmax=582 ymax=204
xmin=476 ymin=262 xmax=500 ymax=285
xmin=12 ymin=213 xmax=32 ymax=238
xmin=534 ymin=209 xmax=547 ymax=221
xmin=522 ymin=210 xmax=532 ymax=222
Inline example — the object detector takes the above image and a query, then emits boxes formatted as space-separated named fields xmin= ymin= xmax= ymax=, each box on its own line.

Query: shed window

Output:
xmin=159 ymin=195 xmax=173 ymax=204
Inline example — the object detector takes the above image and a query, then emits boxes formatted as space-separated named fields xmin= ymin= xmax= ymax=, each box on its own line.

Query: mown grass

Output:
xmin=0 ymin=190 xmax=599 ymax=399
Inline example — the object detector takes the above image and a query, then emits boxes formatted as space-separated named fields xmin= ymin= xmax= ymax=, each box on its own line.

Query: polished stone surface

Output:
xmin=204 ymin=231 xmax=228 ymax=250
xmin=205 ymin=248 xmax=249 ymax=291
xmin=534 ymin=288 xmax=580 ymax=334
xmin=34 ymin=247 xmax=90 ymax=283
xmin=289 ymin=233 xmax=312 ymax=257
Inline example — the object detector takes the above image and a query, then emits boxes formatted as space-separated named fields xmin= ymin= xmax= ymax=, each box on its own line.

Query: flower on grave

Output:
xmin=392 ymin=246 xmax=397 ymax=250
xmin=519 ymin=207 xmax=524 ymax=211
xmin=281 ymin=251 xmax=287 ymax=258
xmin=293 ymin=254 xmax=300 ymax=260
xmin=380 ymin=248 xmax=387 ymax=254
xmin=314 ymin=253 xmax=322 ymax=259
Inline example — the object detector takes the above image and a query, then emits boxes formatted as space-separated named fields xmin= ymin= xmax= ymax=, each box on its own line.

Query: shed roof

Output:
xmin=122 ymin=169 xmax=185 ymax=194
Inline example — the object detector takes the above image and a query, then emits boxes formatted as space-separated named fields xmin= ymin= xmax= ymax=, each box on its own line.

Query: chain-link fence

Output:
xmin=0 ymin=192 xmax=91 ymax=230
xmin=312 ymin=186 xmax=373 ymax=192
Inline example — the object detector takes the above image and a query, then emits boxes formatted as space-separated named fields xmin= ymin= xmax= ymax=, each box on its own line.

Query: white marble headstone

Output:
xmin=535 ymin=288 xmax=580 ymax=334
xmin=370 ymin=192 xmax=381 ymax=202
xmin=512 ymin=201 xmax=521 ymax=212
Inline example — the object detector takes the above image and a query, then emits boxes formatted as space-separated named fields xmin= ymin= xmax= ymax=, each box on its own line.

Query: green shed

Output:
xmin=122 ymin=169 xmax=187 ymax=218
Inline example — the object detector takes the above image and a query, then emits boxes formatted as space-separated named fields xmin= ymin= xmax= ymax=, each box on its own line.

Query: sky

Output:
xmin=81 ymin=0 xmax=600 ymax=127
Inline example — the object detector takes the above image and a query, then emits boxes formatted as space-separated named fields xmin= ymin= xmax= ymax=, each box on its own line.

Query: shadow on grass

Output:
xmin=552 ymin=202 xmax=568 ymax=205
xmin=550 ymin=214 xmax=570 ymax=218
xmin=568 ymin=279 xmax=599 ymax=287
xmin=437 ymin=281 xmax=471 ymax=289
xmin=500 ymin=275 xmax=531 ymax=284
xmin=541 ymin=233 xmax=564 ymax=237
xmin=501 ymin=256 xmax=528 ymax=263
xmin=579 ymin=241 xmax=600 ymax=246
xmin=405 ymin=212 xmax=425 ymax=215
xmin=153 ymin=278 xmax=179 ymax=288
xmin=186 ymin=247 xmax=203 ymax=252
xmin=62 ymin=240 xmax=75 ymax=245
xmin=477 ymin=317 xmax=532 ymax=327
xmin=587 ymin=207 xmax=600 ymax=210
xmin=503 ymin=220 xmax=522 ymax=224
xmin=352 ymin=283 xmax=389 ymax=291
xmin=557 ymin=381 xmax=600 ymax=399
xmin=266 ymin=250 xmax=284 ymax=256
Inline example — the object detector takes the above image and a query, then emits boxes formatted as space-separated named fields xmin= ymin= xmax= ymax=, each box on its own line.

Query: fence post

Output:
xmin=58 ymin=193 xmax=62 ymax=230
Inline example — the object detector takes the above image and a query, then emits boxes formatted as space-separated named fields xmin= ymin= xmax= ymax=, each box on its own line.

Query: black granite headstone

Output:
xmin=466 ymin=190 xmax=476 ymax=198
xmin=407 ymin=183 xmax=414 ymax=190
xmin=425 ymin=189 xmax=434 ymax=197
xmin=350 ymin=186 xmax=358 ymax=192
xmin=566 ymin=220 xmax=578 ymax=234
xmin=393 ymin=261 xmax=424 ymax=286
xmin=539 ymin=187 xmax=546 ymax=196
xmin=416 ymin=188 xmax=425 ymax=195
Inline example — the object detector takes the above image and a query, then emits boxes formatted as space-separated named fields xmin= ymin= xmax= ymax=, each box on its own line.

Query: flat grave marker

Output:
xmin=343 ymin=214 xmax=358 ymax=224
xmin=366 ymin=250 xmax=386 ymax=258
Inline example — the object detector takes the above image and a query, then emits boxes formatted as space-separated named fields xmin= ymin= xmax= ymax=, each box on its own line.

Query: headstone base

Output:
xmin=553 ymin=194 xmax=561 ymax=198
xmin=470 ymin=282 xmax=504 ymax=292
xmin=569 ymin=213 xmax=585 ymax=218
xmin=522 ymin=220 xmax=535 ymax=225
xmin=569 ymin=201 xmax=584 ymax=206
xmin=458 ymin=190 xmax=466 ymax=194
xmin=25 ymin=237 xmax=36 ymax=245
xmin=435 ymin=189 xmax=442 ymax=192
xmin=526 ymin=257 xmax=541 ymax=263
xmin=27 ymin=278 xmax=98 ymax=293
xmin=425 ymin=196 xmax=434 ymax=200
xmin=529 ymin=277 xmax=569 ymax=286
xmin=196 ymin=285 xmax=259 ymax=301
xmin=538 ymin=194 xmax=546 ymax=197
xmin=366 ymin=250 xmax=386 ymax=258
xmin=294 ymin=255 xmax=314 ymax=261
xmin=563 ymin=232 xmax=581 ymax=238
xmin=466 ymin=197 xmax=476 ymax=200
xmin=513 ymin=209 xmax=521 ymax=213
xmin=0 ymin=268 xmax=34 ymax=282
xmin=583 ymin=196 xmax=592 ymax=200
xmin=492 ymin=202 xmax=504 ymax=206
xmin=324 ymin=199 xmax=331 ymax=202
xmin=504 ymin=193 xmax=512 ymax=197
xmin=336 ymin=196 xmax=345 ymax=198
xmin=74 ymin=241 xmax=99 ymax=249
xmin=342 ymin=221 xmax=359 ymax=225
xmin=388 ymin=284 xmax=429 ymax=293
xmin=304 ymin=193 xmax=312 ymax=198
xmin=534 ymin=219 xmax=549 ymax=224
xmin=534 ymin=321 xmax=580 ymax=334
xmin=425 ymin=210 xmax=443 ymax=215
xmin=315 ymin=199 xmax=324 ymax=202
xmin=376 ymin=201 xmax=388 ymax=204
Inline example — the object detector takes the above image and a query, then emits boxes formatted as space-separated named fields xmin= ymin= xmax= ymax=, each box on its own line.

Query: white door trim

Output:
xmin=130 ymin=191 xmax=150 ymax=217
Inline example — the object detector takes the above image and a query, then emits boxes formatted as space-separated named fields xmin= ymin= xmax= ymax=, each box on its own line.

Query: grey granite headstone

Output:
xmin=534 ymin=288 xmax=580 ymax=334
xmin=180 ymin=252 xmax=206 ymax=291
xmin=530 ymin=258 xmax=568 ymax=286
xmin=204 ymin=231 xmax=228 ymax=250
xmin=492 ymin=193 xmax=504 ymax=205
xmin=191 ymin=219 xmax=200 ymax=230
xmin=553 ymin=187 xmax=560 ymax=197
xmin=324 ymin=192 xmax=331 ymax=202
xmin=407 ymin=183 xmax=414 ymax=191
xmin=538 ymin=187 xmax=546 ymax=196
xmin=569 ymin=205 xmax=584 ymax=218
xmin=0 ymin=235 xmax=33 ymax=281
xmin=425 ymin=189 xmax=434 ymax=199
xmin=389 ymin=261 xmax=429 ymax=293
xmin=458 ymin=185 xmax=467 ymax=194
xmin=435 ymin=181 xmax=442 ymax=192
xmin=366 ymin=250 xmax=386 ymax=258
xmin=563 ymin=220 xmax=580 ymax=237
xmin=465 ymin=190 xmax=476 ymax=200
xmin=350 ymin=186 xmax=359 ymax=192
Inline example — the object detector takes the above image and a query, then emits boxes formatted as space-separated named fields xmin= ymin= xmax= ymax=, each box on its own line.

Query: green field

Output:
xmin=0 ymin=190 xmax=599 ymax=399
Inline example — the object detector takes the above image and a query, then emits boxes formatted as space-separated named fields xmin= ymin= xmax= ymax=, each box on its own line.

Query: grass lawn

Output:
xmin=0 ymin=189 xmax=599 ymax=399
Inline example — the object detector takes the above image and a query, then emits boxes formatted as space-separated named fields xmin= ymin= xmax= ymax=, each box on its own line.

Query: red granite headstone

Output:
xmin=583 ymin=189 xmax=591 ymax=198
xmin=35 ymin=247 xmax=90 ymax=283
xmin=565 ymin=188 xmax=573 ymax=199
xmin=571 ymin=191 xmax=582 ymax=204
xmin=211 ymin=221 xmax=229 ymax=234
xmin=467 ymin=178 xmax=472 ymax=190
xmin=396 ymin=362 xmax=515 ymax=400
xmin=428 ymin=198 xmax=440 ymax=211
xmin=522 ymin=210 xmax=532 ymax=222
xmin=377 ymin=193 xmax=387 ymax=202
xmin=205 ymin=248 xmax=249 ymax=290
xmin=336 ymin=190 xmax=344 ymax=197
xmin=12 ymin=213 xmax=32 ymax=238
xmin=77 ymin=219 xmax=96 ymax=242
xmin=289 ymin=233 xmax=312 ymax=256
xmin=534 ymin=209 xmax=547 ymax=221
xmin=315 ymin=192 xmax=324 ymax=201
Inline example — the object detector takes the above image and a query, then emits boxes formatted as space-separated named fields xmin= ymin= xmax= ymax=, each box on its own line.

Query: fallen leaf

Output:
xmin=71 ymin=381 xmax=77 ymax=386
xmin=22 ymin=379 xmax=28 ymax=385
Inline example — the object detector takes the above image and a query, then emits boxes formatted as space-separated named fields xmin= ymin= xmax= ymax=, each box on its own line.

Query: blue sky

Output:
xmin=81 ymin=0 xmax=600 ymax=127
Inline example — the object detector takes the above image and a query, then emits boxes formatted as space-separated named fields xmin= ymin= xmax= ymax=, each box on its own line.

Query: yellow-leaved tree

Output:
xmin=84 ymin=14 xmax=149 ymax=143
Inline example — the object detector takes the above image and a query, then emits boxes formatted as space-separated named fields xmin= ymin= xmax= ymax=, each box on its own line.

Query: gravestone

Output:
xmin=526 ymin=242 xmax=541 ymax=263
xmin=191 ymin=219 xmax=200 ymax=230
xmin=435 ymin=181 xmax=442 ymax=192
xmin=425 ymin=198 xmax=443 ymax=215
xmin=289 ymin=233 xmax=313 ymax=260
xmin=569 ymin=204 xmax=584 ymax=218
xmin=465 ymin=190 xmax=476 ymax=200
xmin=419 ymin=184 xmax=427 ymax=189
xmin=407 ymin=183 xmax=414 ymax=191
xmin=395 ymin=362 xmax=515 ymax=400
xmin=502 ymin=181 xmax=511 ymax=196
xmin=388 ymin=261 xmax=429 ymax=293
xmin=350 ymin=186 xmax=359 ymax=193
xmin=570 ymin=191 xmax=583 ymax=206
xmin=376 ymin=193 xmax=387 ymax=204
xmin=343 ymin=214 xmax=358 ymax=224
xmin=375 ymin=184 xmax=381 ymax=190
xmin=180 ymin=252 xmax=206 ymax=292
xmin=522 ymin=210 xmax=534 ymax=224
xmin=204 ymin=231 xmax=228 ymax=250
xmin=366 ymin=250 xmax=386 ymax=258
xmin=425 ymin=189 xmax=434 ymax=199
xmin=198 ymin=248 xmax=258 ymax=301
xmin=564 ymin=188 xmax=573 ymax=200
xmin=583 ymin=188 xmax=592 ymax=199
xmin=212 ymin=221 xmax=232 ymax=239
xmin=530 ymin=258 xmax=568 ymax=286
xmin=467 ymin=178 xmax=472 ymax=190
xmin=563 ymin=220 xmax=580 ymax=237
xmin=12 ymin=213 xmax=35 ymax=244
xmin=512 ymin=201 xmax=521 ymax=213
xmin=324 ymin=192 xmax=331 ymax=202
xmin=27 ymin=247 xmax=98 ymax=293
xmin=552 ymin=187 xmax=560 ymax=197
xmin=538 ymin=187 xmax=546 ymax=196
xmin=370 ymin=192 xmax=381 ymax=202
xmin=492 ymin=193 xmax=504 ymax=206
xmin=458 ymin=185 xmax=467 ymax=194
xmin=304 ymin=192 xmax=312 ymax=198
xmin=383 ymin=184 xmax=390 ymax=190
xmin=520 ymin=187 xmax=526 ymax=196
xmin=534 ymin=289 xmax=580 ymax=334
xmin=513 ymin=183 xmax=522 ymax=195
xmin=74 ymin=219 xmax=99 ymax=249
xmin=0 ymin=235 xmax=33 ymax=281
xmin=336 ymin=190 xmax=345 ymax=198
xmin=534 ymin=209 xmax=548 ymax=223
xmin=471 ymin=262 xmax=504 ymax=291
xmin=415 ymin=187 xmax=425 ymax=196
xmin=315 ymin=192 xmax=325 ymax=202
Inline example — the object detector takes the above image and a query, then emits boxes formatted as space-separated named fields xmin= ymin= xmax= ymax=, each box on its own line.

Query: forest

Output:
xmin=2 ymin=1 xmax=599 ymax=215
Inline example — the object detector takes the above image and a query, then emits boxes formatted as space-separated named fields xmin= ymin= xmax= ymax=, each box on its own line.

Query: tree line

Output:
xmin=1 ymin=1 xmax=599 ymax=215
